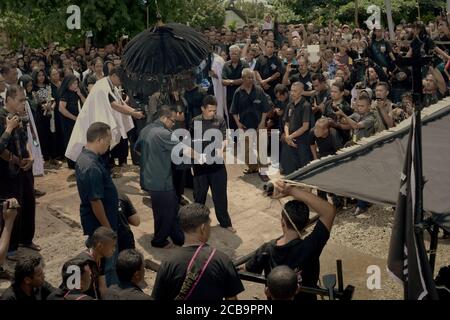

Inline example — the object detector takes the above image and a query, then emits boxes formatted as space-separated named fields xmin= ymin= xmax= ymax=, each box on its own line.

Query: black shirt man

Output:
xmin=190 ymin=95 xmax=234 ymax=232
xmin=152 ymin=204 xmax=244 ymax=300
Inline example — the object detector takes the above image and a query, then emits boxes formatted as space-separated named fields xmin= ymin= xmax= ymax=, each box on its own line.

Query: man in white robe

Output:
xmin=210 ymin=53 xmax=227 ymax=123
xmin=65 ymin=67 xmax=144 ymax=162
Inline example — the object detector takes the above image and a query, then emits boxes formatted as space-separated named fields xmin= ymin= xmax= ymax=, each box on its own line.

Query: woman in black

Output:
xmin=32 ymin=69 xmax=53 ymax=161
xmin=19 ymin=75 xmax=39 ymax=118
xmin=58 ymin=75 xmax=86 ymax=169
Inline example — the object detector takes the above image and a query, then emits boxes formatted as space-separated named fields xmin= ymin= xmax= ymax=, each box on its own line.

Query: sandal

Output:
xmin=243 ymin=168 xmax=258 ymax=175
xmin=20 ymin=243 xmax=42 ymax=252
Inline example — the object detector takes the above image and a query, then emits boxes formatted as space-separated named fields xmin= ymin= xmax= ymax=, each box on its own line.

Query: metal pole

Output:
xmin=428 ymin=223 xmax=439 ymax=276
xmin=147 ymin=5 xmax=149 ymax=29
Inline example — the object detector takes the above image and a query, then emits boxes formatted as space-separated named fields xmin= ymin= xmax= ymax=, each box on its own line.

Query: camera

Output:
xmin=0 ymin=199 xmax=20 ymax=216
xmin=8 ymin=113 xmax=29 ymax=126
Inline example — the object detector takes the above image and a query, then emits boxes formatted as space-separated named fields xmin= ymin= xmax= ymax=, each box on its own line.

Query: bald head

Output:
xmin=314 ymin=118 xmax=330 ymax=138
xmin=266 ymin=266 xmax=298 ymax=300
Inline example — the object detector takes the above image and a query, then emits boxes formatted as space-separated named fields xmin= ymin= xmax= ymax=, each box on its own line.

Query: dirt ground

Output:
xmin=1 ymin=161 xmax=449 ymax=300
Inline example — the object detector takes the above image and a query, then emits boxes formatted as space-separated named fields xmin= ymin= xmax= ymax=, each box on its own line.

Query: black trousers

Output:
xmin=0 ymin=169 xmax=36 ymax=252
xmin=149 ymin=190 xmax=184 ymax=248
xmin=110 ymin=138 xmax=129 ymax=166
xmin=193 ymin=167 xmax=232 ymax=228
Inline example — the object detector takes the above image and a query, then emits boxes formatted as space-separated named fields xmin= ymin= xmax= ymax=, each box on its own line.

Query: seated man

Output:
xmin=265 ymin=265 xmax=299 ymax=300
xmin=151 ymin=203 xmax=244 ymax=300
xmin=117 ymin=193 xmax=140 ymax=252
xmin=0 ymin=257 xmax=56 ymax=300
xmin=47 ymin=257 xmax=94 ymax=300
xmin=243 ymin=180 xmax=336 ymax=301
xmin=76 ymin=226 xmax=117 ymax=299
xmin=105 ymin=249 xmax=151 ymax=300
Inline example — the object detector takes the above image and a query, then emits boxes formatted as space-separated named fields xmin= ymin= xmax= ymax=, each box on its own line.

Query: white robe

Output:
xmin=65 ymin=77 xmax=134 ymax=162
xmin=211 ymin=54 xmax=227 ymax=123
xmin=25 ymin=101 xmax=44 ymax=176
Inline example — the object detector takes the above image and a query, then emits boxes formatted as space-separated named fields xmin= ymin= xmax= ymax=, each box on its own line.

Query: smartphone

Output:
xmin=251 ymin=34 xmax=258 ymax=44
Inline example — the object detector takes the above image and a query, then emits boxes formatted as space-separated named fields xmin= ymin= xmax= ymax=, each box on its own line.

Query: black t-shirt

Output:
xmin=47 ymin=288 xmax=94 ymax=300
xmin=190 ymin=115 xmax=227 ymax=176
xmin=184 ymin=86 xmax=207 ymax=129
xmin=290 ymin=71 xmax=313 ymax=92
xmin=230 ymin=85 xmax=271 ymax=129
xmin=284 ymin=98 xmax=313 ymax=143
xmin=151 ymin=245 xmax=244 ymax=300
xmin=221 ymin=59 xmax=249 ymax=107
xmin=104 ymin=282 xmax=152 ymax=300
xmin=0 ymin=282 xmax=56 ymax=301
xmin=254 ymin=55 xmax=282 ymax=87
xmin=60 ymin=90 xmax=81 ymax=119
xmin=313 ymin=88 xmax=331 ymax=121
xmin=0 ymin=107 xmax=30 ymax=180
xmin=117 ymin=193 xmax=137 ymax=252
xmin=308 ymin=127 xmax=343 ymax=158
xmin=245 ymin=220 xmax=330 ymax=301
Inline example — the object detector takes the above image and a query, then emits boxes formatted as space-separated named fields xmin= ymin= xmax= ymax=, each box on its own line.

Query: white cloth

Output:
xmin=211 ymin=54 xmax=228 ymax=122
xmin=25 ymin=101 xmax=44 ymax=176
xmin=65 ymin=77 xmax=134 ymax=162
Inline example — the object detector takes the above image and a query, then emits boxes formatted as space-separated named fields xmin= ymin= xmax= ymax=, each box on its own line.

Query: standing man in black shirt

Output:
xmin=254 ymin=40 xmax=282 ymax=100
xmin=184 ymin=70 xmax=207 ymax=129
xmin=152 ymin=203 xmax=244 ymax=300
xmin=309 ymin=118 xmax=344 ymax=209
xmin=191 ymin=95 xmax=235 ymax=233
xmin=230 ymin=68 xmax=271 ymax=174
xmin=75 ymin=122 xmax=119 ymax=286
xmin=281 ymin=82 xmax=313 ymax=175
xmin=311 ymin=73 xmax=330 ymax=121
xmin=0 ymin=85 xmax=39 ymax=260
xmin=244 ymin=180 xmax=336 ymax=301
xmin=222 ymin=45 xmax=248 ymax=129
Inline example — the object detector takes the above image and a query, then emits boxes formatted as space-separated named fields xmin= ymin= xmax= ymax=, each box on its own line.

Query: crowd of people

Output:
xmin=1 ymin=12 xmax=450 ymax=300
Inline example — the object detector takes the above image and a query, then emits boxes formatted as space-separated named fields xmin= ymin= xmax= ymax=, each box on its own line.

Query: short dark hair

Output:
xmin=109 ymin=65 xmax=123 ymax=77
xmin=267 ymin=266 xmax=298 ymax=300
xmin=311 ymin=73 xmax=326 ymax=83
xmin=376 ymin=81 xmax=390 ymax=91
xmin=202 ymin=95 xmax=217 ymax=107
xmin=179 ymin=203 xmax=210 ymax=233
xmin=282 ymin=200 xmax=309 ymax=231
xmin=86 ymin=122 xmax=111 ymax=143
xmin=61 ymin=257 xmax=91 ymax=289
xmin=331 ymin=81 xmax=345 ymax=92
xmin=0 ymin=64 xmax=12 ymax=76
xmin=90 ymin=226 xmax=117 ymax=247
xmin=157 ymin=105 xmax=175 ymax=119
xmin=5 ymin=84 xmax=23 ymax=101
xmin=14 ymin=257 xmax=42 ymax=285
xmin=265 ymin=40 xmax=275 ymax=47
xmin=116 ymin=249 xmax=144 ymax=283
xmin=274 ymin=84 xmax=289 ymax=96
xmin=358 ymin=95 xmax=372 ymax=105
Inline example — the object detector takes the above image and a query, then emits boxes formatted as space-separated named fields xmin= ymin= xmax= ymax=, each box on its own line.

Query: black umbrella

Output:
xmin=121 ymin=23 xmax=210 ymax=96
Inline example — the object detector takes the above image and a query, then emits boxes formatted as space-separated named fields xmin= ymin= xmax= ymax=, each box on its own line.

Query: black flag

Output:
xmin=387 ymin=116 xmax=438 ymax=300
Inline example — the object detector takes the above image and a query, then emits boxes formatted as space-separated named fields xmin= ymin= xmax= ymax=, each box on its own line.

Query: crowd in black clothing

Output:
xmin=2 ymin=13 xmax=450 ymax=301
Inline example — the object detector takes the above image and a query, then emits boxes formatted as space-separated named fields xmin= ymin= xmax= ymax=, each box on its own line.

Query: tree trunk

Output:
xmin=355 ymin=0 xmax=359 ymax=28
